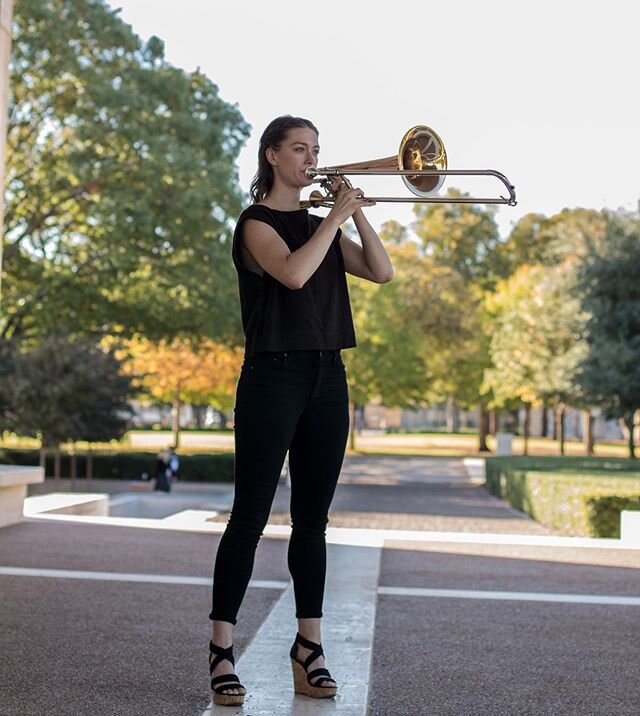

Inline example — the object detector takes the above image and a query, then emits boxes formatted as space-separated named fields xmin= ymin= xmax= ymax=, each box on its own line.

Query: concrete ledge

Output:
xmin=620 ymin=510 xmax=640 ymax=546
xmin=0 ymin=465 xmax=44 ymax=528
xmin=463 ymin=458 xmax=486 ymax=484
xmin=23 ymin=493 xmax=109 ymax=518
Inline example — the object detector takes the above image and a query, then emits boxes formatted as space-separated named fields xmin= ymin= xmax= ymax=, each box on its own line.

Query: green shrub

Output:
xmin=484 ymin=456 xmax=640 ymax=537
xmin=586 ymin=495 xmax=640 ymax=538
xmin=0 ymin=448 xmax=234 ymax=483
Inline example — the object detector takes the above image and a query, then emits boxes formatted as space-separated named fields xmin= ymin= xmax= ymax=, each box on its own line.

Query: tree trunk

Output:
xmin=349 ymin=402 xmax=357 ymax=451
xmin=489 ymin=411 xmax=498 ymax=436
xmin=86 ymin=450 xmax=93 ymax=487
xmin=623 ymin=413 xmax=636 ymax=459
xmin=446 ymin=396 xmax=460 ymax=433
xmin=541 ymin=407 xmax=549 ymax=437
xmin=53 ymin=449 xmax=61 ymax=487
xmin=555 ymin=405 xmax=566 ymax=455
xmin=171 ymin=393 xmax=181 ymax=449
xmin=70 ymin=449 xmax=77 ymax=491
xmin=523 ymin=403 xmax=531 ymax=456
xmin=583 ymin=410 xmax=595 ymax=456
xmin=477 ymin=402 xmax=490 ymax=452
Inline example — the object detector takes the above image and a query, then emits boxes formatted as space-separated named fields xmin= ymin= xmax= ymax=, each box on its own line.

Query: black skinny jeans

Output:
xmin=210 ymin=349 xmax=350 ymax=625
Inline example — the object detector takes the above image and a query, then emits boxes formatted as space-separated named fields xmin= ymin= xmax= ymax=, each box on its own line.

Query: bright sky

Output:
xmin=110 ymin=0 xmax=640 ymax=238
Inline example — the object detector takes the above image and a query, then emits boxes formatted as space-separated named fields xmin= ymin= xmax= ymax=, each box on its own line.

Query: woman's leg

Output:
xmin=287 ymin=360 xmax=349 ymax=619
xmin=210 ymin=353 xmax=309 ymax=619
xmin=209 ymin=357 xmax=305 ymax=692
xmin=287 ymin=357 xmax=349 ymax=685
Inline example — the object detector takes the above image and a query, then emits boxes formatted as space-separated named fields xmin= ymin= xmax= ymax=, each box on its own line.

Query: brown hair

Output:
xmin=250 ymin=115 xmax=319 ymax=203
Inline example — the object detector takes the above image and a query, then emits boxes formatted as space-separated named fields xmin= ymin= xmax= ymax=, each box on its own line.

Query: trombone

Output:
xmin=301 ymin=125 xmax=517 ymax=208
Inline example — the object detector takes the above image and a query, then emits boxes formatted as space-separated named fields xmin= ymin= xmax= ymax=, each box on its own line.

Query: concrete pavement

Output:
xmin=1 ymin=456 xmax=639 ymax=715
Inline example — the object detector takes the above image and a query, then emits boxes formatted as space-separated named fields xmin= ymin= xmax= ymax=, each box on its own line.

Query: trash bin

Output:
xmin=496 ymin=432 xmax=514 ymax=456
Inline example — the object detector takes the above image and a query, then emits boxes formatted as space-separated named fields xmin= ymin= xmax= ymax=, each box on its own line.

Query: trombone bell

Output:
xmin=303 ymin=124 xmax=517 ymax=207
xmin=398 ymin=125 xmax=447 ymax=197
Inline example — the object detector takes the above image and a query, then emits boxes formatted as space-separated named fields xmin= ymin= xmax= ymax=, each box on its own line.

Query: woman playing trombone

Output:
xmin=208 ymin=114 xmax=393 ymax=705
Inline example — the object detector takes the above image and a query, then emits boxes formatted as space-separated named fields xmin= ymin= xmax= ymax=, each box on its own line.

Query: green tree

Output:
xmin=2 ymin=0 xmax=249 ymax=344
xmin=577 ymin=213 xmax=640 ymax=458
xmin=411 ymin=189 xmax=503 ymax=289
xmin=484 ymin=261 xmax=588 ymax=454
xmin=7 ymin=335 xmax=135 ymax=449
xmin=344 ymin=240 xmax=473 ymax=447
xmin=411 ymin=192 xmax=503 ymax=448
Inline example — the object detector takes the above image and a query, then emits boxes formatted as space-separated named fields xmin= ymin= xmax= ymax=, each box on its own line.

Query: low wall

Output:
xmin=0 ymin=465 xmax=44 ymax=528
xmin=23 ymin=493 xmax=109 ymax=518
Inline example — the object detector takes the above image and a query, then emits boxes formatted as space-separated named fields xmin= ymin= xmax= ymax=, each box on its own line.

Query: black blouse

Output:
xmin=231 ymin=205 xmax=356 ymax=356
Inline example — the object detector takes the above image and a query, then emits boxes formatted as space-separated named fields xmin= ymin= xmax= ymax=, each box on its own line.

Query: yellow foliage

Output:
xmin=118 ymin=336 xmax=243 ymax=409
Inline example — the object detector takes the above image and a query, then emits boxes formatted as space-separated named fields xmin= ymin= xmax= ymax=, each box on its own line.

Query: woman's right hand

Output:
xmin=327 ymin=183 xmax=376 ymax=225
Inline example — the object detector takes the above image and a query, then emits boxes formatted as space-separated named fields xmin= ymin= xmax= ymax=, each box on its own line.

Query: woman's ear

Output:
xmin=265 ymin=147 xmax=277 ymax=167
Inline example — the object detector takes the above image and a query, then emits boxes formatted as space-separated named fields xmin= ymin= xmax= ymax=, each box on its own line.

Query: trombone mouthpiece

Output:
xmin=305 ymin=168 xmax=319 ymax=179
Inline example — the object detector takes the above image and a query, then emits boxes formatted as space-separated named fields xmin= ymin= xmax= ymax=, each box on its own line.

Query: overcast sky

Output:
xmin=110 ymin=0 xmax=640 ymax=238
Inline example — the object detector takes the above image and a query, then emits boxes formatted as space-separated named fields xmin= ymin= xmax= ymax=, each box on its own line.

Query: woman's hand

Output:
xmin=327 ymin=181 xmax=376 ymax=225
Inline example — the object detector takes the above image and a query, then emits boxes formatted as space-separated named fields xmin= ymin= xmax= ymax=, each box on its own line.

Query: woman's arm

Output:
xmin=340 ymin=209 xmax=394 ymax=284
xmin=241 ymin=217 xmax=340 ymax=290
xmin=242 ymin=187 xmax=370 ymax=290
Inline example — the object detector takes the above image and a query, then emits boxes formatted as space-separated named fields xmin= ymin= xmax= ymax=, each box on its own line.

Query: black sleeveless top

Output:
xmin=232 ymin=205 xmax=356 ymax=356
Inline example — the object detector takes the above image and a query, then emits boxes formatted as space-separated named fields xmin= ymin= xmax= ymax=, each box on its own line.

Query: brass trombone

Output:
xmin=301 ymin=125 xmax=517 ymax=208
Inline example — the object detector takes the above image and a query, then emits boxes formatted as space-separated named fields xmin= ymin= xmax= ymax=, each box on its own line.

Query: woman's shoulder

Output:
xmin=238 ymin=204 xmax=277 ymax=222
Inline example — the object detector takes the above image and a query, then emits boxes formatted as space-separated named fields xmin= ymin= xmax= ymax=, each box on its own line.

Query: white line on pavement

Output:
xmin=3 ymin=566 xmax=639 ymax=607
xmin=378 ymin=585 xmax=640 ymax=606
xmin=201 ymin=544 xmax=382 ymax=716
xmin=0 ymin=566 xmax=287 ymax=590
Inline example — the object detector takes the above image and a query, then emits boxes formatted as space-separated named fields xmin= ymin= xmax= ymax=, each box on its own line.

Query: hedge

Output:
xmin=586 ymin=495 xmax=640 ymax=538
xmin=485 ymin=456 xmax=640 ymax=537
xmin=0 ymin=448 xmax=235 ymax=483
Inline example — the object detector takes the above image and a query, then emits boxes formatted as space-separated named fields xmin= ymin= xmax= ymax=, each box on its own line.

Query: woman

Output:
xmin=208 ymin=115 xmax=393 ymax=706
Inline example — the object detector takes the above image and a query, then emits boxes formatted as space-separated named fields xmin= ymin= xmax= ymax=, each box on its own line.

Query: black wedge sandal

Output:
xmin=290 ymin=632 xmax=337 ymax=699
xmin=209 ymin=642 xmax=246 ymax=706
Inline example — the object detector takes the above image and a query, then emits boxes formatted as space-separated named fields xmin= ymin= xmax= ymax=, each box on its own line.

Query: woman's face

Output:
xmin=267 ymin=127 xmax=319 ymax=190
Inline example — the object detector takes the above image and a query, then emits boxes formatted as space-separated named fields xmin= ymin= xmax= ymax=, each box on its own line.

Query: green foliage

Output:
xmin=4 ymin=335 xmax=136 ymax=447
xmin=3 ymin=0 xmax=250 ymax=344
xmin=576 ymin=212 xmax=640 ymax=457
xmin=345 ymin=241 xmax=478 ymax=408
xmin=411 ymin=190 xmax=503 ymax=289
xmin=0 ymin=447 xmax=235 ymax=482
xmin=586 ymin=495 xmax=640 ymax=538
xmin=485 ymin=456 xmax=640 ymax=536
xmin=483 ymin=260 xmax=588 ymax=410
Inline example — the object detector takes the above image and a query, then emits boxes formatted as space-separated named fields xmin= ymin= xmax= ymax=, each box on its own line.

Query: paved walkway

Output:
xmin=1 ymin=457 xmax=639 ymax=715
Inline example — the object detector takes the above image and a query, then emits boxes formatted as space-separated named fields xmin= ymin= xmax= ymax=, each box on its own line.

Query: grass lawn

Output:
xmin=2 ymin=430 xmax=633 ymax=459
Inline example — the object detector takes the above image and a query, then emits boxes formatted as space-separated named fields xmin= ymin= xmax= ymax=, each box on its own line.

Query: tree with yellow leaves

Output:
xmin=121 ymin=337 xmax=243 ymax=447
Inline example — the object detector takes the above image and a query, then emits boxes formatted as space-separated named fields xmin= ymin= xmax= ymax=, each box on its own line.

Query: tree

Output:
xmin=411 ymin=189 xmax=503 ymax=289
xmin=411 ymin=192 xmax=504 ymax=449
xmin=121 ymin=336 xmax=243 ymax=447
xmin=484 ymin=261 xmax=588 ymax=455
xmin=576 ymin=213 xmax=640 ymax=458
xmin=6 ymin=335 xmax=135 ymax=449
xmin=344 ymin=240 xmax=474 ymax=448
xmin=2 ymin=0 xmax=249 ymax=344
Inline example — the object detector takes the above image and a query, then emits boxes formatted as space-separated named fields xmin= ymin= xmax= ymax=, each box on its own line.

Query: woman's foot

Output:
xmin=290 ymin=632 xmax=337 ymax=698
xmin=209 ymin=642 xmax=246 ymax=706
